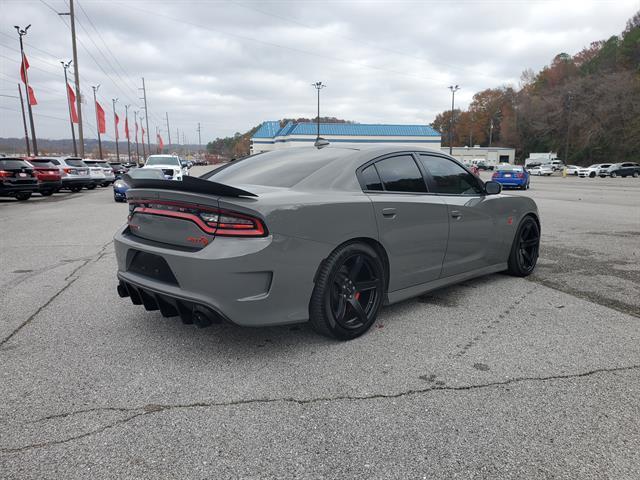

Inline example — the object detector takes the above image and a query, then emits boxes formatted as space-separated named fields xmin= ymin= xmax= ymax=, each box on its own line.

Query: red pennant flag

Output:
xmin=115 ymin=113 xmax=120 ymax=140
xmin=96 ymin=101 xmax=106 ymax=134
xmin=124 ymin=116 xmax=130 ymax=140
xmin=67 ymin=83 xmax=78 ymax=123
xmin=157 ymin=133 xmax=164 ymax=151
xmin=20 ymin=54 xmax=29 ymax=83
xmin=27 ymin=86 xmax=37 ymax=106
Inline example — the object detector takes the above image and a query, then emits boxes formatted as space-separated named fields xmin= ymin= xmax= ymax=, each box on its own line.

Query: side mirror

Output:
xmin=485 ymin=181 xmax=502 ymax=195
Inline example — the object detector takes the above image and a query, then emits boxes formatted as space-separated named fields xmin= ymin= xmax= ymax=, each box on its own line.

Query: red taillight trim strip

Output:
xmin=134 ymin=207 xmax=217 ymax=234
xmin=129 ymin=200 xmax=268 ymax=238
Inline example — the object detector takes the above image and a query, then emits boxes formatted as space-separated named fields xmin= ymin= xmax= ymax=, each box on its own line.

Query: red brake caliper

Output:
xmin=354 ymin=292 xmax=361 ymax=301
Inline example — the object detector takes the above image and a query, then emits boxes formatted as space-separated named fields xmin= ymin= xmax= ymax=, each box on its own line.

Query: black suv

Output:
xmin=609 ymin=162 xmax=640 ymax=178
xmin=0 ymin=158 xmax=38 ymax=200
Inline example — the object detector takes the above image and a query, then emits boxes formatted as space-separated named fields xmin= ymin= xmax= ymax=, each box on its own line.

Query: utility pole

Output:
xmin=197 ymin=123 xmax=202 ymax=153
xmin=134 ymin=110 xmax=140 ymax=163
xmin=59 ymin=1 xmax=84 ymax=157
xmin=311 ymin=82 xmax=325 ymax=141
xmin=15 ymin=25 xmax=38 ymax=156
xmin=564 ymin=91 xmax=573 ymax=164
xmin=112 ymin=98 xmax=120 ymax=162
xmin=92 ymin=84 xmax=103 ymax=159
xmin=125 ymin=104 xmax=131 ymax=163
xmin=140 ymin=77 xmax=151 ymax=155
xmin=17 ymin=84 xmax=30 ymax=156
xmin=140 ymin=115 xmax=146 ymax=163
xmin=165 ymin=112 xmax=172 ymax=149
xmin=61 ymin=60 xmax=77 ymax=156
xmin=176 ymin=128 xmax=179 ymax=146
xmin=448 ymin=85 xmax=460 ymax=155
xmin=489 ymin=118 xmax=494 ymax=147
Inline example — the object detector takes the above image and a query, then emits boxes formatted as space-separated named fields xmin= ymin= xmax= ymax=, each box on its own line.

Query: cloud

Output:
xmin=0 ymin=0 xmax=637 ymax=142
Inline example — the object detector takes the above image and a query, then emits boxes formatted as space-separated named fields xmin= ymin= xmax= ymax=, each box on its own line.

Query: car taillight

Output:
xmin=64 ymin=167 xmax=77 ymax=175
xmin=0 ymin=170 xmax=12 ymax=178
xmin=129 ymin=200 xmax=267 ymax=238
xmin=516 ymin=173 xmax=524 ymax=178
xmin=491 ymin=172 xmax=498 ymax=178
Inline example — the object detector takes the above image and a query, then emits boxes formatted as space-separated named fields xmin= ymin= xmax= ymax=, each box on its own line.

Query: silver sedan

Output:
xmin=114 ymin=146 xmax=540 ymax=340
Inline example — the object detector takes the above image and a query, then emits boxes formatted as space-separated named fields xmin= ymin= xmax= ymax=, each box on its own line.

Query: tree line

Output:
xmin=431 ymin=11 xmax=639 ymax=164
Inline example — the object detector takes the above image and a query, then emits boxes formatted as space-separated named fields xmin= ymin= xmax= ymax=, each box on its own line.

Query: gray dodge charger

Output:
xmin=115 ymin=146 xmax=540 ymax=340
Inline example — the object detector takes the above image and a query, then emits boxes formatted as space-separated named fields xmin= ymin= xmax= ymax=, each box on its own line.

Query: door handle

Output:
xmin=450 ymin=210 xmax=462 ymax=219
xmin=382 ymin=208 xmax=397 ymax=218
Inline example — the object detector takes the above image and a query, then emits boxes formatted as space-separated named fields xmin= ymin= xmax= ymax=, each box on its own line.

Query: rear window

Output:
xmin=66 ymin=159 xmax=86 ymax=167
xmin=207 ymin=149 xmax=344 ymax=188
xmin=0 ymin=159 xmax=30 ymax=169
xmin=29 ymin=160 xmax=56 ymax=168
xmin=97 ymin=162 xmax=111 ymax=168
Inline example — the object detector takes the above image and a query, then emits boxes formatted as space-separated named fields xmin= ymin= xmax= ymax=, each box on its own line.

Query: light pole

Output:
xmin=61 ymin=60 xmax=77 ymax=156
xmin=92 ymin=84 xmax=102 ymax=159
xmin=112 ymin=98 xmax=120 ymax=162
xmin=564 ymin=91 xmax=573 ymax=164
xmin=15 ymin=25 xmax=38 ymax=156
xmin=448 ymin=85 xmax=460 ymax=155
xmin=312 ymin=82 xmax=326 ymax=143
xmin=125 ymin=104 xmax=132 ymax=163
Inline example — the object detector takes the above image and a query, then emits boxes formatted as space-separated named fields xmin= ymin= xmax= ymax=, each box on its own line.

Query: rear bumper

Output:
xmin=495 ymin=178 xmax=526 ymax=187
xmin=113 ymin=225 xmax=332 ymax=327
xmin=61 ymin=177 xmax=92 ymax=188
xmin=38 ymin=180 xmax=62 ymax=191
xmin=0 ymin=181 xmax=38 ymax=194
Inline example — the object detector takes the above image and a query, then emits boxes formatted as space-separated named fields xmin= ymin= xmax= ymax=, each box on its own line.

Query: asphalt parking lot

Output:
xmin=1 ymin=170 xmax=639 ymax=479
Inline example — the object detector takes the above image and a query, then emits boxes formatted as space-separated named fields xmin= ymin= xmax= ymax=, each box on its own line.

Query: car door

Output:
xmin=417 ymin=153 xmax=500 ymax=277
xmin=359 ymin=154 xmax=449 ymax=292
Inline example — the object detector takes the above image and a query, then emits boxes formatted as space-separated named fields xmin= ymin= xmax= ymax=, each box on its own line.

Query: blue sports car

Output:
xmin=492 ymin=165 xmax=530 ymax=190
xmin=113 ymin=168 xmax=165 ymax=202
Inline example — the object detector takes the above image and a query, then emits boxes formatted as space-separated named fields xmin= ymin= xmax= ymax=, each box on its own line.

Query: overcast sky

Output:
xmin=0 ymin=0 xmax=637 ymax=142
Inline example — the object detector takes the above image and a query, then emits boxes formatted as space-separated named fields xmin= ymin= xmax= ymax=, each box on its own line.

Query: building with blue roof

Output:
xmin=250 ymin=121 xmax=441 ymax=153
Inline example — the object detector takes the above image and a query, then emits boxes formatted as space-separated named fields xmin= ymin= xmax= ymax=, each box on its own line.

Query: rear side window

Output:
xmin=374 ymin=155 xmax=427 ymax=193
xmin=360 ymin=165 xmax=383 ymax=191
xmin=0 ymin=159 xmax=30 ymax=169
xmin=418 ymin=155 xmax=483 ymax=195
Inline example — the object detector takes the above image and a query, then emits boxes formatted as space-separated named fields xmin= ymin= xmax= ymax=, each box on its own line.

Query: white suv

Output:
xmin=578 ymin=164 xmax=613 ymax=178
xmin=143 ymin=155 xmax=189 ymax=180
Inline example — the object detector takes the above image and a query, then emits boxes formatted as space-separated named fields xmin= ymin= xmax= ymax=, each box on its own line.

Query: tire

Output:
xmin=70 ymin=186 xmax=82 ymax=193
xmin=506 ymin=216 xmax=540 ymax=277
xmin=610 ymin=172 xmax=617 ymax=178
xmin=86 ymin=184 xmax=96 ymax=190
xmin=15 ymin=192 xmax=32 ymax=201
xmin=309 ymin=242 xmax=385 ymax=340
xmin=633 ymin=172 xmax=639 ymax=178
xmin=40 ymin=190 xmax=53 ymax=197
xmin=590 ymin=172 xmax=596 ymax=178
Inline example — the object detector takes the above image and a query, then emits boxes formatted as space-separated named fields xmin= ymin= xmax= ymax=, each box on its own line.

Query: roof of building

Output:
xmin=252 ymin=121 xmax=282 ymax=138
xmin=252 ymin=121 xmax=441 ymax=139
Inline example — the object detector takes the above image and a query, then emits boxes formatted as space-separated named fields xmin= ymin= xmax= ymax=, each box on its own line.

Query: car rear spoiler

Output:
xmin=122 ymin=174 xmax=258 ymax=198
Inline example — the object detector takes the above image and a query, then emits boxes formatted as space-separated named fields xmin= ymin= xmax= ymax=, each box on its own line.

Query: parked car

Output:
xmin=549 ymin=160 xmax=565 ymax=171
xmin=82 ymin=160 xmax=106 ymax=189
xmin=597 ymin=164 xmax=617 ymax=177
xmin=578 ymin=163 xmax=614 ymax=178
xmin=0 ymin=157 xmax=38 ymax=200
xmin=528 ymin=165 xmax=554 ymax=176
xmin=84 ymin=160 xmax=115 ymax=186
xmin=25 ymin=158 xmax=62 ymax=196
xmin=608 ymin=162 xmax=640 ymax=178
xmin=113 ymin=167 xmax=165 ymax=202
xmin=48 ymin=157 xmax=92 ymax=192
xmin=109 ymin=162 xmax=128 ymax=177
xmin=492 ymin=165 xmax=530 ymax=189
xmin=143 ymin=154 xmax=188 ymax=180
xmin=116 ymin=146 xmax=540 ymax=339
xmin=565 ymin=165 xmax=580 ymax=175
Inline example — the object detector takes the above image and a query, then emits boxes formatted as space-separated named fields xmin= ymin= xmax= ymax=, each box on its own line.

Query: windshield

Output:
xmin=146 ymin=156 xmax=180 ymax=166
xmin=128 ymin=168 xmax=166 ymax=179
xmin=29 ymin=160 xmax=56 ymax=168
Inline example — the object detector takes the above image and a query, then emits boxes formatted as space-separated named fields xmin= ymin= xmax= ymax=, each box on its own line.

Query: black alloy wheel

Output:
xmin=15 ymin=192 xmax=32 ymax=201
xmin=507 ymin=216 xmax=540 ymax=277
xmin=40 ymin=190 xmax=53 ymax=197
xmin=310 ymin=243 xmax=385 ymax=340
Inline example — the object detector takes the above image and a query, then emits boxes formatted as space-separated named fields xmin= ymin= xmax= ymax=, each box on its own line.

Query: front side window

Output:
xmin=418 ymin=155 xmax=483 ymax=195
xmin=374 ymin=155 xmax=427 ymax=193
